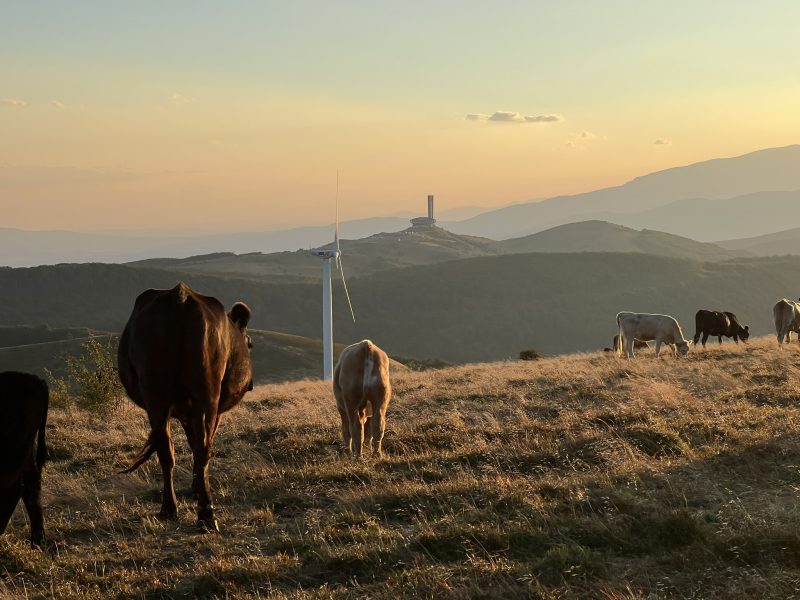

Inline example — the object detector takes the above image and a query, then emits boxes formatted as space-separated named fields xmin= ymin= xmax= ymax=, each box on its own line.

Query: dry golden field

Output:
xmin=3 ymin=336 xmax=800 ymax=599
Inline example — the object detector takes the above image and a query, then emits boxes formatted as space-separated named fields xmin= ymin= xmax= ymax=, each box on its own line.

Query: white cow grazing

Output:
xmin=773 ymin=298 xmax=800 ymax=345
xmin=616 ymin=312 xmax=691 ymax=358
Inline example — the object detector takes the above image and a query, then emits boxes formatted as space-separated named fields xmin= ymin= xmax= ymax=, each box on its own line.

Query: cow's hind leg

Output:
xmin=718 ymin=336 xmax=723 ymax=345
xmin=338 ymin=409 xmax=352 ymax=455
xmin=370 ymin=393 xmax=389 ymax=459
xmin=21 ymin=461 xmax=44 ymax=547
xmin=0 ymin=483 xmax=21 ymax=536
xmin=148 ymin=403 xmax=178 ymax=519
xmin=190 ymin=406 xmax=219 ymax=531
xmin=350 ymin=412 xmax=366 ymax=459
xmin=21 ymin=470 xmax=44 ymax=547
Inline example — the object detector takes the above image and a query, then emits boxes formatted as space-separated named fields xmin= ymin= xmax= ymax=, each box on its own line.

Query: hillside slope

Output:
xmin=496 ymin=220 xmax=742 ymax=261
xmin=5 ymin=339 xmax=800 ymax=598
xmin=130 ymin=227 xmax=499 ymax=280
xmin=0 ymin=325 xmax=366 ymax=385
xmin=2 ymin=253 xmax=799 ymax=363
xmin=717 ymin=226 xmax=800 ymax=256
xmin=450 ymin=145 xmax=800 ymax=239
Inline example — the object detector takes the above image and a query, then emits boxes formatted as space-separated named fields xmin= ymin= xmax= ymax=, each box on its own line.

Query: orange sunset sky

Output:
xmin=2 ymin=1 xmax=800 ymax=232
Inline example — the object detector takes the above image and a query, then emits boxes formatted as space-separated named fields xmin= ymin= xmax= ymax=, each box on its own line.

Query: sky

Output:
xmin=2 ymin=1 xmax=800 ymax=232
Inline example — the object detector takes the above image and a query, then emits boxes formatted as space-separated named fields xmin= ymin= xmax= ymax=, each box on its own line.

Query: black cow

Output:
xmin=693 ymin=310 xmax=749 ymax=347
xmin=0 ymin=372 xmax=48 ymax=546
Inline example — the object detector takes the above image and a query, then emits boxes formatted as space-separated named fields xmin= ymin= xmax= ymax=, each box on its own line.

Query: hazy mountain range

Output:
xmin=3 ymin=144 xmax=800 ymax=267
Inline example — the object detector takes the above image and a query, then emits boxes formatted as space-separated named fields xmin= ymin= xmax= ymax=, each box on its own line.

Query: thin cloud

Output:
xmin=466 ymin=110 xmax=565 ymax=124
xmin=169 ymin=92 xmax=193 ymax=108
xmin=1 ymin=99 xmax=27 ymax=108
xmin=654 ymin=138 xmax=672 ymax=145
xmin=50 ymin=100 xmax=65 ymax=109
xmin=524 ymin=114 xmax=564 ymax=123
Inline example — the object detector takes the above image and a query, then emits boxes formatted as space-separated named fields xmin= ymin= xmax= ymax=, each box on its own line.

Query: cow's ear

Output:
xmin=745 ymin=325 xmax=749 ymax=331
xmin=229 ymin=302 xmax=251 ymax=330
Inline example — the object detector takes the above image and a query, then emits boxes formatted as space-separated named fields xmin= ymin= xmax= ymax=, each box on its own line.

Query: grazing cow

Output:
xmin=616 ymin=312 xmax=691 ymax=358
xmin=0 ymin=372 xmax=48 ymax=547
xmin=604 ymin=335 xmax=649 ymax=353
xmin=333 ymin=340 xmax=392 ymax=458
xmin=774 ymin=298 xmax=800 ymax=345
xmin=692 ymin=310 xmax=750 ymax=347
xmin=118 ymin=282 xmax=253 ymax=531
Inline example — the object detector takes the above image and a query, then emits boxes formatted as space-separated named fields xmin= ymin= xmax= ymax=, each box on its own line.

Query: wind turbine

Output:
xmin=313 ymin=173 xmax=356 ymax=380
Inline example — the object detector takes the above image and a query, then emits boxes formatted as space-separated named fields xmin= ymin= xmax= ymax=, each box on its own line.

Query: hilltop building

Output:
xmin=410 ymin=195 xmax=437 ymax=229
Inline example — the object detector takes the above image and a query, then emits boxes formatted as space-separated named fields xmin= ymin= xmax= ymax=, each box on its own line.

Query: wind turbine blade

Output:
xmin=338 ymin=255 xmax=356 ymax=323
xmin=335 ymin=170 xmax=340 ymax=251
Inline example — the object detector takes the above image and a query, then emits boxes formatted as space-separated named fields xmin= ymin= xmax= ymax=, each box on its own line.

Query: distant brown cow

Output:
xmin=118 ymin=283 xmax=253 ymax=531
xmin=0 ymin=372 xmax=48 ymax=547
xmin=333 ymin=340 xmax=392 ymax=458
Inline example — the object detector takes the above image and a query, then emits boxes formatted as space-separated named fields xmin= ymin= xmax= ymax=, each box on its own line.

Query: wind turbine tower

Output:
xmin=313 ymin=175 xmax=355 ymax=380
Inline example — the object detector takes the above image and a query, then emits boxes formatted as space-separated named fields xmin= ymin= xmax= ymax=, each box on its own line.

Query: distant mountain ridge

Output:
xmin=717 ymin=226 xmax=800 ymax=256
xmin=128 ymin=221 xmax=742 ymax=281
xmin=449 ymin=145 xmax=800 ymax=239
xmin=3 ymin=144 xmax=800 ymax=266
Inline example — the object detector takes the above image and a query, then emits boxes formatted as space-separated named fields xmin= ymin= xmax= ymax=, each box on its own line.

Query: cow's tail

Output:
xmin=775 ymin=300 xmax=787 ymax=345
xmin=118 ymin=430 xmax=158 ymax=474
xmin=36 ymin=378 xmax=49 ymax=472
xmin=361 ymin=340 xmax=376 ymax=417
xmin=616 ymin=313 xmax=624 ymax=357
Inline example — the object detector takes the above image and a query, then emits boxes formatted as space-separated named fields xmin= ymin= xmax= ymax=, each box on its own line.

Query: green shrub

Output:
xmin=519 ymin=349 xmax=543 ymax=361
xmin=46 ymin=337 xmax=125 ymax=415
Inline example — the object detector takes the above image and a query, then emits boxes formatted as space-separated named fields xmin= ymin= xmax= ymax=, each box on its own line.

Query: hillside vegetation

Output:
xmin=0 ymin=326 xmax=356 ymax=385
xmin=4 ymin=253 xmax=800 ymax=363
xmin=2 ymin=337 xmax=799 ymax=598
xmin=130 ymin=222 xmax=740 ymax=283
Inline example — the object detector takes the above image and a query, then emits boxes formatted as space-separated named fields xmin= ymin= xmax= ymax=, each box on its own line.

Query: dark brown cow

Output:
xmin=118 ymin=282 xmax=253 ymax=531
xmin=0 ymin=372 xmax=48 ymax=546
xmin=693 ymin=309 xmax=749 ymax=347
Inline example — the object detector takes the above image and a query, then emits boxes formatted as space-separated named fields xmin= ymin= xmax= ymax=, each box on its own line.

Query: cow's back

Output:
xmin=119 ymin=283 xmax=230 ymax=408
xmin=334 ymin=340 xmax=390 ymax=411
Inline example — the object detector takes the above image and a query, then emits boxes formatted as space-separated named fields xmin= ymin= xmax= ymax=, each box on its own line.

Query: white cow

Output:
xmin=616 ymin=312 xmax=691 ymax=358
xmin=773 ymin=298 xmax=800 ymax=345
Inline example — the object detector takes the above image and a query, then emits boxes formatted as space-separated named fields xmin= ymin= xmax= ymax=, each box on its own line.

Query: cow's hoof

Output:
xmin=29 ymin=534 xmax=45 ymax=549
xmin=197 ymin=518 xmax=220 ymax=533
xmin=158 ymin=509 xmax=178 ymax=521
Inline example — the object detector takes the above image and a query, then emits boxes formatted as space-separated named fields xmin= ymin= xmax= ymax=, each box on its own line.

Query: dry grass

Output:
xmin=3 ymin=337 xmax=800 ymax=598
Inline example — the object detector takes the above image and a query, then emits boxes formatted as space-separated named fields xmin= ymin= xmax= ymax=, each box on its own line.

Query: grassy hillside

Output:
xmin=3 ymin=253 xmax=800 ymax=363
xmin=0 ymin=325 xmax=360 ymax=385
xmin=129 ymin=226 xmax=498 ymax=280
xmin=717 ymin=226 xmax=800 ymax=256
xmin=129 ymin=222 xmax=738 ymax=283
xmin=3 ymin=338 xmax=800 ymax=598
xmin=496 ymin=220 xmax=741 ymax=261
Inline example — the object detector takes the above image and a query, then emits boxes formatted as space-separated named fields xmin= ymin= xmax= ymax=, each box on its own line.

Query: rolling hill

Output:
xmin=448 ymin=145 xmax=800 ymax=240
xmin=129 ymin=221 xmax=741 ymax=282
xmin=129 ymin=226 xmax=499 ymax=280
xmin=495 ymin=221 xmax=742 ymax=261
xmin=1 ymin=252 xmax=797 ymax=364
xmin=717 ymin=226 xmax=800 ymax=256
xmin=0 ymin=324 xmax=386 ymax=385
